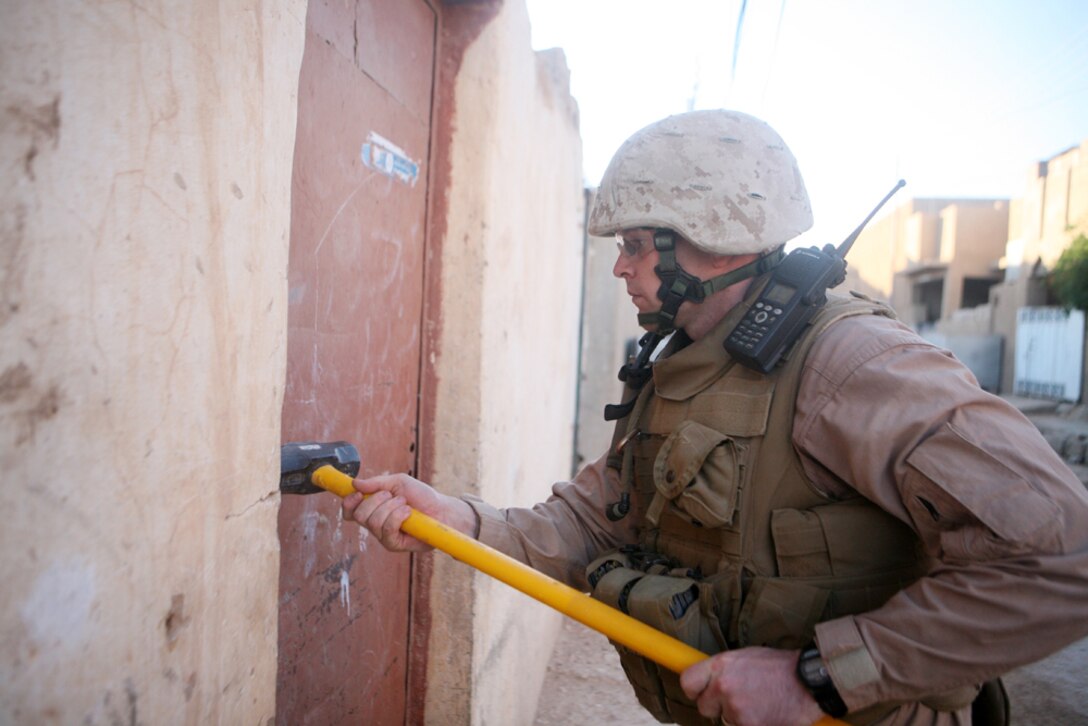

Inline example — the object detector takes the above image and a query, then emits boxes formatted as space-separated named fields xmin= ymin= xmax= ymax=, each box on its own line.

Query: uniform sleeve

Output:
xmin=462 ymin=452 xmax=637 ymax=590
xmin=793 ymin=314 xmax=1088 ymax=711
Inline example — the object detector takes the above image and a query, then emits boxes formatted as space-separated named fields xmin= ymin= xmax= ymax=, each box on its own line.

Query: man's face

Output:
xmin=612 ymin=228 xmax=661 ymax=322
xmin=612 ymin=228 xmax=723 ymax=332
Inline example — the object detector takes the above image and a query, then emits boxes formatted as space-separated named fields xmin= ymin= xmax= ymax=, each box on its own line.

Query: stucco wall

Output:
xmin=424 ymin=1 xmax=584 ymax=724
xmin=0 ymin=3 xmax=304 ymax=723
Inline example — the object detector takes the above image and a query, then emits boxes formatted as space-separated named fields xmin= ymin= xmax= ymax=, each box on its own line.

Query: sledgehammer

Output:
xmin=280 ymin=441 xmax=846 ymax=726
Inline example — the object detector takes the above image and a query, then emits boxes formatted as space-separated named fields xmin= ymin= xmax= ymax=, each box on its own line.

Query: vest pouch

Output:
xmin=771 ymin=500 xmax=927 ymax=579
xmin=653 ymin=419 xmax=743 ymax=528
xmin=585 ymin=552 xmax=672 ymax=719
xmin=586 ymin=550 xmax=723 ymax=655
xmin=586 ymin=551 xmax=732 ymax=726
xmin=735 ymin=576 xmax=829 ymax=649
xmin=769 ymin=502 xmax=932 ymax=619
xmin=625 ymin=573 xmax=721 ymax=655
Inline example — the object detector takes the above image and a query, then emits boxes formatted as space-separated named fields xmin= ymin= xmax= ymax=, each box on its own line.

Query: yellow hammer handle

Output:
xmin=314 ymin=465 xmax=847 ymax=726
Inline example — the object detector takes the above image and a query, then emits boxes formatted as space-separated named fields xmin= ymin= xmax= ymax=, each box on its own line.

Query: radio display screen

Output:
xmin=763 ymin=282 xmax=796 ymax=306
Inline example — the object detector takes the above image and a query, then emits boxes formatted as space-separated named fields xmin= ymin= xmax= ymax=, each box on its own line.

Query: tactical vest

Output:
xmin=588 ymin=293 xmax=977 ymax=725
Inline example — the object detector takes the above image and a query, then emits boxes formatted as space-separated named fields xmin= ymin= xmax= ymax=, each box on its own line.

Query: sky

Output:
xmin=524 ymin=0 xmax=1088 ymax=248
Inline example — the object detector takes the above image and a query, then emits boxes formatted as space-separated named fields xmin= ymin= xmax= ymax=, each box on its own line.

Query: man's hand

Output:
xmin=341 ymin=473 xmax=477 ymax=552
xmin=680 ymin=647 xmax=825 ymax=726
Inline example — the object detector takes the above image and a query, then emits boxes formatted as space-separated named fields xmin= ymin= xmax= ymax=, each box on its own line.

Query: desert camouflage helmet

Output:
xmin=588 ymin=110 xmax=813 ymax=254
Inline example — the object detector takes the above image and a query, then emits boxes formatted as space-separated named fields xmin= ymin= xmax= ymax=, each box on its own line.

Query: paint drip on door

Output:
xmin=361 ymin=131 xmax=420 ymax=187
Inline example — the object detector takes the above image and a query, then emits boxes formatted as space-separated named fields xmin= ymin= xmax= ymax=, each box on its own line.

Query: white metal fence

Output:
xmin=1014 ymin=307 xmax=1086 ymax=402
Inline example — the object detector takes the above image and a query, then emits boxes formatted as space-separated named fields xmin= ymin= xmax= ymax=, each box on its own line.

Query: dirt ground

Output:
xmin=533 ymin=618 xmax=1088 ymax=725
xmin=533 ymin=618 xmax=660 ymax=726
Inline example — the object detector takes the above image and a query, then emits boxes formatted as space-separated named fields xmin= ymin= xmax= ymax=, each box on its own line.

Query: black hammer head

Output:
xmin=280 ymin=441 xmax=361 ymax=495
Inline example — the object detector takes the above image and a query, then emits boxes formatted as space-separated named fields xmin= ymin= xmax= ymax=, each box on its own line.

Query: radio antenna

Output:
xmin=836 ymin=179 xmax=906 ymax=258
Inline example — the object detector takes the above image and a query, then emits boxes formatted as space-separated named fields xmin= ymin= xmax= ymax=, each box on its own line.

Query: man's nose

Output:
xmin=613 ymin=252 xmax=633 ymax=278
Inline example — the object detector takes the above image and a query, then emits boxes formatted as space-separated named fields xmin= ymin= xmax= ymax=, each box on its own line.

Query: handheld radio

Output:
xmin=724 ymin=179 xmax=906 ymax=373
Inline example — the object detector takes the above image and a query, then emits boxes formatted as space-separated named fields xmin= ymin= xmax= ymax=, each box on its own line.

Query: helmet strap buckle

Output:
xmin=642 ymin=230 xmax=785 ymax=333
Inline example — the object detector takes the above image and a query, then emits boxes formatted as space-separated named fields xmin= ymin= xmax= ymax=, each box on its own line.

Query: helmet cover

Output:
xmin=588 ymin=110 xmax=813 ymax=254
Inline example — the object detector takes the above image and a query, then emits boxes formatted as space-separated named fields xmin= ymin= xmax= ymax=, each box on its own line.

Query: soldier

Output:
xmin=342 ymin=110 xmax=1088 ymax=725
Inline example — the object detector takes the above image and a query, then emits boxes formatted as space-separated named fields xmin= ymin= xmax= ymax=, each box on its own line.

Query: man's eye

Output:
xmin=615 ymin=235 xmax=647 ymax=258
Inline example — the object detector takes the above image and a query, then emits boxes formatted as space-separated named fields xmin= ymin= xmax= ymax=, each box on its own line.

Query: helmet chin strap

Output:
xmin=604 ymin=230 xmax=784 ymax=425
xmin=636 ymin=230 xmax=784 ymax=334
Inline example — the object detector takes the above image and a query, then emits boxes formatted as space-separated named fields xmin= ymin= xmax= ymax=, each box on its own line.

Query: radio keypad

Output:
xmin=731 ymin=301 xmax=782 ymax=350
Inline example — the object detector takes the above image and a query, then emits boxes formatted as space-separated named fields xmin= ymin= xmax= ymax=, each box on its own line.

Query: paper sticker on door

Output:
xmin=361 ymin=131 xmax=420 ymax=187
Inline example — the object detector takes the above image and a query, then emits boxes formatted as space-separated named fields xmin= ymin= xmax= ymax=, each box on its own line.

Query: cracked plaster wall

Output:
xmin=0 ymin=2 xmax=305 ymax=723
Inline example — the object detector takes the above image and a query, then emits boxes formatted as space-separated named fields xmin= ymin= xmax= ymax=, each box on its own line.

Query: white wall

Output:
xmin=0 ymin=3 xmax=305 ymax=722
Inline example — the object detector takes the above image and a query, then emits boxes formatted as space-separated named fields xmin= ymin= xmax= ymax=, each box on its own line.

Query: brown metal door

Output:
xmin=278 ymin=1 xmax=435 ymax=723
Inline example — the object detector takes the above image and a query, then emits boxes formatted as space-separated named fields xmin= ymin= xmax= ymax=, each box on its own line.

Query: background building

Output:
xmin=993 ymin=140 xmax=1088 ymax=397
xmin=837 ymin=140 xmax=1087 ymax=400
xmin=839 ymin=198 xmax=1009 ymax=330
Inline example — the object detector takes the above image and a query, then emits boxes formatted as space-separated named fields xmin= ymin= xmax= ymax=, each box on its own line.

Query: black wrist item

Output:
xmin=796 ymin=641 xmax=848 ymax=718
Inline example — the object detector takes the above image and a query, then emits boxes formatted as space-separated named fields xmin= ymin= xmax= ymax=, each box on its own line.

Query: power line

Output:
xmin=731 ymin=0 xmax=748 ymax=86
xmin=759 ymin=0 xmax=789 ymax=111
